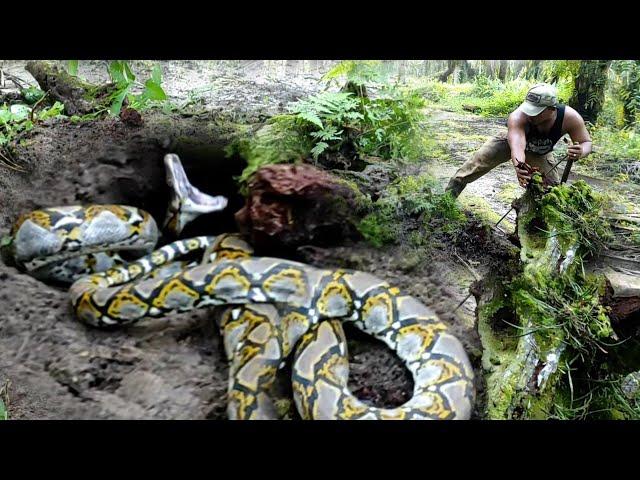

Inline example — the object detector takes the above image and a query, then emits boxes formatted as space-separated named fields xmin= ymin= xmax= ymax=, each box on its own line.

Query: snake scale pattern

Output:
xmin=3 ymin=154 xmax=475 ymax=420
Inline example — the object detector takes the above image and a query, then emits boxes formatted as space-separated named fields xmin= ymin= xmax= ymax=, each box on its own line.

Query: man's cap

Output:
xmin=517 ymin=83 xmax=558 ymax=116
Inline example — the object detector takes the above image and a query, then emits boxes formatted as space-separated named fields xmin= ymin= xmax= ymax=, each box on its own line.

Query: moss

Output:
xmin=480 ymin=174 xmax=617 ymax=419
xmin=357 ymin=203 xmax=400 ymax=248
xmin=458 ymin=194 xmax=515 ymax=232
xmin=356 ymin=172 xmax=466 ymax=248
xmin=228 ymin=115 xmax=313 ymax=194
xmin=496 ymin=182 xmax=520 ymax=204
xmin=334 ymin=178 xmax=373 ymax=214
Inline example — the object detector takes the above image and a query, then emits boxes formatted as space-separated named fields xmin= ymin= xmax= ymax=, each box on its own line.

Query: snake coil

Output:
xmin=3 ymin=155 xmax=475 ymax=420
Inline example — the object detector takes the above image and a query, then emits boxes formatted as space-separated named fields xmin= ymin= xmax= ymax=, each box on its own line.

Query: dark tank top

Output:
xmin=524 ymin=104 xmax=565 ymax=155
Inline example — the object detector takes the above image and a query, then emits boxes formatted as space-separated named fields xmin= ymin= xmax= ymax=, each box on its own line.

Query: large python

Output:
xmin=2 ymin=154 xmax=475 ymax=420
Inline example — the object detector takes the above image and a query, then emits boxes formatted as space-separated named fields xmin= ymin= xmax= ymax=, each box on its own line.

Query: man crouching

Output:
xmin=445 ymin=83 xmax=593 ymax=197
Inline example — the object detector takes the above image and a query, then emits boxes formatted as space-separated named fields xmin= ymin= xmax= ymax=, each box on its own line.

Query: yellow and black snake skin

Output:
xmin=3 ymin=155 xmax=475 ymax=420
xmin=6 ymin=209 xmax=475 ymax=419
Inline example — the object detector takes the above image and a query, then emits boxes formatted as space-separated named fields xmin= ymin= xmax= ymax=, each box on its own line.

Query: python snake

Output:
xmin=2 ymin=154 xmax=475 ymax=420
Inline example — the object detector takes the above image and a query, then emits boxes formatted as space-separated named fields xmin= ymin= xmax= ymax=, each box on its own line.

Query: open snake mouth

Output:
xmin=163 ymin=153 xmax=228 ymax=236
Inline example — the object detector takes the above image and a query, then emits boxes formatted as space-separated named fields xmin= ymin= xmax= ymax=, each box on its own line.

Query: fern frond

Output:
xmin=311 ymin=141 xmax=329 ymax=159
xmin=296 ymin=111 xmax=324 ymax=129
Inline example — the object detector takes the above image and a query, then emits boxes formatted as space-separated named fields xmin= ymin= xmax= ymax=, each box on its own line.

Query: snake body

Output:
xmin=3 ymin=155 xmax=475 ymax=420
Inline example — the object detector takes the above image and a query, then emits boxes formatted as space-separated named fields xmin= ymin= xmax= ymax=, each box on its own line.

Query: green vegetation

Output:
xmin=357 ymin=173 xmax=466 ymax=248
xmin=103 ymin=61 xmax=167 ymax=116
xmin=480 ymin=175 xmax=618 ymax=419
xmin=227 ymin=115 xmax=313 ymax=194
xmin=411 ymin=76 xmax=572 ymax=117
xmin=517 ymin=176 xmax=615 ymax=355
xmin=289 ymin=88 xmax=428 ymax=160
xmin=0 ymin=381 xmax=9 ymax=420
xmin=0 ymin=96 xmax=66 ymax=170
xmin=230 ymin=61 xmax=433 ymax=193
xmin=0 ymin=88 xmax=66 ymax=147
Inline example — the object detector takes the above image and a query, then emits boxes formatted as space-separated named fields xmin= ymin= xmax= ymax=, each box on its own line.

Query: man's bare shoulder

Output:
xmin=562 ymin=105 xmax=587 ymax=129
xmin=507 ymin=109 xmax=527 ymax=127
xmin=563 ymin=105 xmax=585 ymax=122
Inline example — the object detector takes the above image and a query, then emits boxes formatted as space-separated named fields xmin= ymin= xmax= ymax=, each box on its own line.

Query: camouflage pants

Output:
xmin=445 ymin=134 xmax=561 ymax=198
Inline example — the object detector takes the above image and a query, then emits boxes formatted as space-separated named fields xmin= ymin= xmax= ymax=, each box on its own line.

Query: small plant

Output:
xmin=0 ymin=380 xmax=9 ymax=420
xmin=289 ymin=87 xmax=428 ymax=161
xmin=67 ymin=60 xmax=79 ymax=77
xmin=358 ymin=173 xmax=466 ymax=247
xmin=581 ymin=125 xmax=640 ymax=182
xmin=228 ymin=115 xmax=312 ymax=194
xmin=105 ymin=61 xmax=167 ymax=116
xmin=0 ymin=88 xmax=66 ymax=170
xmin=321 ymin=60 xmax=388 ymax=88
xmin=232 ymin=62 xmax=432 ymax=192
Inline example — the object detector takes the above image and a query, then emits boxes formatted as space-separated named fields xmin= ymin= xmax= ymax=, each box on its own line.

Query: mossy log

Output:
xmin=476 ymin=179 xmax=640 ymax=419
xmin=475 ymin=187 xmax=571 ymax=419
xmin=25 ymin=61 xmax=116 ymax=116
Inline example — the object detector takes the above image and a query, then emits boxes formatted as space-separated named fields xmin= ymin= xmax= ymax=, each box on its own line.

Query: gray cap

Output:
xmin=517 ymin=83 xmax=558 ymax=116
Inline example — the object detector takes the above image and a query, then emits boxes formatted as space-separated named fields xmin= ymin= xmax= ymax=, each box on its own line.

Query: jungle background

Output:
xmin=1 ymin=59 xmax=639 ymax=420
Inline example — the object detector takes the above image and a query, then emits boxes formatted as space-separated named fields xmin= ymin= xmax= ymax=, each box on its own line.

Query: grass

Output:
xmin=496 ymin=182 xmax=521 ymax=204
xmin=0 ymin=380 xmax=9 ymax=420
xmin=357 ymin=172 xmax=466 ymax=248
xmin=408 ymin=77 xmax=572 ymax=118
xmin=551 ymin=374 xmax=640 ymax=420
xmin=458 ymin=194 xmax=515 ymax=232
xmin=576 ymin=125 xmax=640 ymax=182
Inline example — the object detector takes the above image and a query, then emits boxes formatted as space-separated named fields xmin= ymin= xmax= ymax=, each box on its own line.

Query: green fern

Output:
xmin=310 ymin=142 xmax=330 ymax=159
xmin=321 ymin=60 xmax=387 ymax=87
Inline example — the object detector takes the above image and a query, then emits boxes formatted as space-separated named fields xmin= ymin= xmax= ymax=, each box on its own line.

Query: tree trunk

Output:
xmin=569 ymin=60 xmax=612 ymax=123
xmin=396 ymin=61 xmax=406 ymax=82
xmin=484 ymin=60 xmax=496 ymax=79
xmin=459 ymin=60 xmax=477 ymax=82
xmin=498 ymin=60 xmax=508 ymax=81
xmin=621 ymin=61 xmax=640 ymax=127
xmin=527 ymin=61 xmax=542 ymax=80
xmin=438 ymin=60 xmax=457 ymax=82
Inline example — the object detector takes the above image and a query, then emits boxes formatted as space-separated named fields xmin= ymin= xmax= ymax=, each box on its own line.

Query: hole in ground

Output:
xmin=343 ymin=323 xmax=414 ymax=409
xmin=85 ymin=147 xmax=247 ymax=241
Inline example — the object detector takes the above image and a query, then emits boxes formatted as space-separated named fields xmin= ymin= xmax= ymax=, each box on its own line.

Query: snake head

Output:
xmin=163 ymin=153 xmax=228 ymax=236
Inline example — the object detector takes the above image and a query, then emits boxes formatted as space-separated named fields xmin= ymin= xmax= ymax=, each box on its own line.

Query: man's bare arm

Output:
xmin=564 ymin=107 xmax=592 ymax=159
xmin=507 ymin=112 xmax=531 ymax=186
xmin=507 ymin=113 xmax=527 ymax=164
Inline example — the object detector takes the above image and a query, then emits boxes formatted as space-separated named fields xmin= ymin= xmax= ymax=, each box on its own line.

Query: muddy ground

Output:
xmin=3 ymin=60 xmax=630 ymax=420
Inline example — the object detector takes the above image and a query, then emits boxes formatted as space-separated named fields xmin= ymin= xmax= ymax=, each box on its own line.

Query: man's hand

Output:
xmin=567 ymin=141 xmax=583 ymax=160
xmin=512 ymin=158 xmax=532 ymax=187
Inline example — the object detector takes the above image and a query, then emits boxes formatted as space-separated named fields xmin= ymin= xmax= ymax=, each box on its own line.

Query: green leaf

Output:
xmin=67 ymin=60 xmax=79 ymax=76
xmin=0 ymin=398 xmax=6 ymax=420
xmin=0 ymin=235 xmax=12 ymax=248
xmin=109 ymin=89 xmax=128 ymax=116
xmin=142 ymin=80 xmax=167 ymax=101
xmin=152 ymin=65 xmax=162 ymax=85
xmin=311 ymin=141 xmax=329 ymax=159
xmin=0 ymin=109 xmax=11 ymax=124
xmin=123 ymin=62 xmax=136 ymax=83
xmin=22 ymin=87 xmax=45 ymax=105
xmin=108 ymin=60 xmax=126 ymax=84
xmin=297 ymin=111 xmax=323 ymax=129
xmin=38 ymin=101 xmax=65 ymax=120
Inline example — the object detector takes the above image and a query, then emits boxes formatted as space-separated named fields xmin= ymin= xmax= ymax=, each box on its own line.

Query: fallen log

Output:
xmin=475 ymin=176 xmax=640 ymax=419
xmin=25 ymin=61 xmax=116 ymax=116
